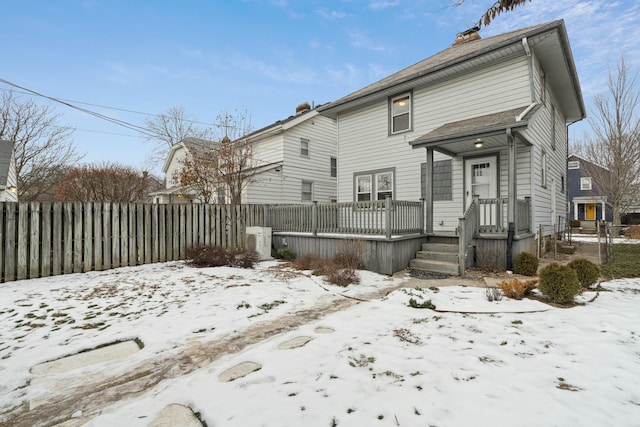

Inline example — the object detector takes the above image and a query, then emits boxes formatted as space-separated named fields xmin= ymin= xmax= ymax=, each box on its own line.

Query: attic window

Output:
xmin=390 ymin=92 xmax=412 ymax=134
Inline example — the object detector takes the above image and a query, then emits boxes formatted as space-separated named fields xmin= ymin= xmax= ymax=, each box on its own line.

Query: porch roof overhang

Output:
xmin=409 ymin=105 xmax=538 ymax=156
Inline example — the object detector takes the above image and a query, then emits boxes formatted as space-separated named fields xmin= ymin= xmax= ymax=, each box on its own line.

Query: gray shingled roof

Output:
xmin=411 ymin=105 xmax=541 ymax=146
xmin=0 ymin=140 xmax=15 ymax=188
xmin=318 ymin=20 xmax=584 ymax=121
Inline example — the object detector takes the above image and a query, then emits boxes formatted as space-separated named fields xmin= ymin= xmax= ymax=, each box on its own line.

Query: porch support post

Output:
xmin=425 ymin=148 xmax=434 ymax=234
xmin=506 ymin=128 xmax=516 ymax=270
xmin=574 ymin=201 xmax=578 ymax=220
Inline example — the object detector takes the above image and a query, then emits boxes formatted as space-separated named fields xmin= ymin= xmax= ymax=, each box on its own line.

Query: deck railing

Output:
xmin=477 ymin=197 xmax=531 ymax=234
xmin=266 ymin=198 xmax=424 ymax=238
xmin=458 ymin=196 xmax=480 ymax=276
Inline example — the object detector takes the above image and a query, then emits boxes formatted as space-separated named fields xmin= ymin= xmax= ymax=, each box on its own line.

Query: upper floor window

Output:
xmin=568 ymin=160 xmax=579 ymax=169
xmin=300 ymin=138 xmax=309 ymax=157
xmin=551 ymin=105 xmax=556 ymax=151
xmin=581 ymin=177 xmax=592 ymax=191
xmin=541 ymin=150 xmax=547 ymax=188
xmin=330 ymin=157 xmax=337 ymax=178
xmin=390 ymin=93 xmax=412 ymax=134
xmin=302 ymin=180 xmax=313 ymax=201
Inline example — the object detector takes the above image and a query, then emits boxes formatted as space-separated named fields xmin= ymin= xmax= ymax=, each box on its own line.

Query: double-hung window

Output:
xmin=356 ymin=175 xmax=372 ymax=201
xmin=390 ymin=93 xmax=411 ymax=134
xmin=355 ymin=169 xmax=395 ymax=201
xmin=300 ymin=138 xmax=309 ymax=157
xmin=302 ymin=181 xmax=313 ymax=201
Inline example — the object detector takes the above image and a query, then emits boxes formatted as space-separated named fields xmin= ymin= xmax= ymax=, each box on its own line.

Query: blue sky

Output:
xmin=2 ymin=0 xmax=639 ymax=174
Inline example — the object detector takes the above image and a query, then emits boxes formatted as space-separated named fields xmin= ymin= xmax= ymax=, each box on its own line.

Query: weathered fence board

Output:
xmin=0 ymin=202 xmax=266 ymax=283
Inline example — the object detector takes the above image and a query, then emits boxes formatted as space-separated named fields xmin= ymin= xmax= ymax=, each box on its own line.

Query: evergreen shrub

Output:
xmin=513 ymin=252 xmax=539 ymax=276
xmin=567 ymin=258 xmax=600 ymax=287
xmin=538 ymin=263 xmax=581 ymax=304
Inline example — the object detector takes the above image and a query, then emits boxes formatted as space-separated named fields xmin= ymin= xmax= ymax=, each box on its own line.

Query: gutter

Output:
xmin=516 ymin=102 xmax=538 ymax=122
xmin=522 ymin=37 xmax=536 ymax=103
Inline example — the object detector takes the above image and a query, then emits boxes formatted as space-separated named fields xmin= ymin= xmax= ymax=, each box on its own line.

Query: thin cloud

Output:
xmin=369 ymin=1 xmax=399 ymax=11
xmin=230 ymin=55 xmax=318 ymax=85
xmin=348 ymin=30 xmax=390 ymax=52
xmin=316 ymin=8 xmax=348 ymax=19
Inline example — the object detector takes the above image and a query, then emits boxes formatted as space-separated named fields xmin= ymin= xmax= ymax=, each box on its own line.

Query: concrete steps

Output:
xmin=409 ymin=240 xmax=460 ymax=276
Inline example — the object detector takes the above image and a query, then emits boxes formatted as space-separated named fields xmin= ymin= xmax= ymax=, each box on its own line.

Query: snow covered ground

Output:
xmin=1 ymin=260 xmax=639 ymax=426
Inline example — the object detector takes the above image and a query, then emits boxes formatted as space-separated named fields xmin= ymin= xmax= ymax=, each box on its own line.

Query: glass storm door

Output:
xmin=465 ymin=156 xmax=497 ymax=227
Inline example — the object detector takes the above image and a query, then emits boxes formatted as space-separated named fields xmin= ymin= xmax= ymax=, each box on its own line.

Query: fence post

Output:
xmin=312 ymin=201 xmax=318 ymax=236
xmin=385 ymin=196 xmax=392 ymax=240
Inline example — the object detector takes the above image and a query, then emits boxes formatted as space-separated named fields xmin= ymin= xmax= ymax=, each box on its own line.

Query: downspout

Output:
xmin=506 ymin=127 xmax=515 ymax=270
xmin=522 ymin=37 xmax=536 ymax=103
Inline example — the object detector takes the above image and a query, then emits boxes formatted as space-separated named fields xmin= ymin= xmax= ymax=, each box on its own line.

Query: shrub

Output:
xmin=485 ymin=287 xmax=503 ymax=302
xmin=327 ymin=268 xmax=360 ymax=287
xmin=569 ymin=219 xmax=581 ymax=228
xmin=185 ymin=245 xmax=258 ymax=268
xmin=567 ymin=258 xmax=600 ymax=287
xmin=228 ymin=248 xmax=259 ymax=268
xmin=293 ymin=254 xmax=325 ymax=271
xmin=513 ymin=252 xmax=539 ymax=276
xmin=334 ymin=240 xmax=365 ymax=270
xmin=277 ymin=247 xmax=295 ymax=260
xmin=408 ymin=298 xmax=436 ymax=309
xmin=537 ymin=263 xmax=581 ymax=304
xmin=624 ymin=225 xmax=640 ymax=239
xmin=498 ymin=278 xmax=538 ymax=300
xmin=185 ymin=245 xmax=229 ymax=267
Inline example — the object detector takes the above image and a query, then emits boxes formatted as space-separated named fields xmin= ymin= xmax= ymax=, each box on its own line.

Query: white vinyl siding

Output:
xmin=336 ymin=54 xmax=531 ymax=207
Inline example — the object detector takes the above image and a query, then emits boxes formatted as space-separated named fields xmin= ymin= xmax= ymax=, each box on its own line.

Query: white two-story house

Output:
xmin=318 ymin=20 xmax=585 ymax=273
xmin=153 ymin=105 xmax=337 ymax=204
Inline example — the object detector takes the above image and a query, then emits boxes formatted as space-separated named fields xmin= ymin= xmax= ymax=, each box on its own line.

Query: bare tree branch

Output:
xmin=0 ymin=91 xmax=82 ymax=201
xmin=573 ymin=56 xmax=640 ymax=224
xmin=143 ymin=106 xmax=212 ymax=169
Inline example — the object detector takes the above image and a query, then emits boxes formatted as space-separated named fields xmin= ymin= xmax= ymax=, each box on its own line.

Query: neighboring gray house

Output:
xmin=0 ymin=140 xmax=18 ymax=202
xmin=318 ymin=20 xmax=585 ymax=273
xmin=153 ymin=106 xmax=337 ymax=204
xmin=567 ymin=155 xmax=612 ymax=223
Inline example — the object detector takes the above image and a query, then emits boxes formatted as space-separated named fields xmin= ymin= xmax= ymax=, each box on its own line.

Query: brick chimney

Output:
xmin=296 ymin=102 xmax=311 ymax=115
xmin=453 ymin=26 xmax=481 ymax=45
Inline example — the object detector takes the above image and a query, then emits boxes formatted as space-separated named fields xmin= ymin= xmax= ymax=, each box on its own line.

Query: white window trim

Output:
xmin=580 ymin=177 xmax=592 ymax=191
xmin=568 ymin=160 xmax=579 ymax=169
xmin=541 ymin=150 xmax=547 ymax=188
xmin=390 ymin=92 xmax=412 ymax=134
xmin=354 ymin=169 xmax=395 ymax=202
xmin=301 ymin=180 xmax=313 ymax=202
xmin=300 ymin=138 xmax=310 ymax=157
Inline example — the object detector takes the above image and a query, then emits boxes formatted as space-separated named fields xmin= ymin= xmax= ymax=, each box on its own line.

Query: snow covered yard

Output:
xmin=1 ymin=260 xmax=640 ymax=426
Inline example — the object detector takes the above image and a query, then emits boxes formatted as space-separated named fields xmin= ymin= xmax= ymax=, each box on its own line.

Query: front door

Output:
xmin=465 ymin=156 xmax=497 ymax=207
xmin=585 ymin=203 xmax=596 ymax=220
xmin=465 ymin=156 xmax=498 ymax=229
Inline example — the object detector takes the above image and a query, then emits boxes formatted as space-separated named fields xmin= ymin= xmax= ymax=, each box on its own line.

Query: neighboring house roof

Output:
xmin=0 ymin=140 xmax=16 ymax=189
xmin=162 ymin=137 xmax=217 ymax=174
xmin=318 ymin=20 xmax=585 ymax=123
xmin=242 ymin=107 xmax=321 ymax=143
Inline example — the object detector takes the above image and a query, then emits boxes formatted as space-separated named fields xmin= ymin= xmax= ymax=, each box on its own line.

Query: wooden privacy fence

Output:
xmin=0 ymin=202 xmax=267 ymax=283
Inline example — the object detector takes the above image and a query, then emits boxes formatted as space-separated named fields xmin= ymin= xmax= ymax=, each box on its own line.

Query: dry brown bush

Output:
xmin=327 ymin=268 xmax=360 ymax=287
xmin=498 ymin=278 xmax=538 ymax=300
xmin=624 ymin=225 xmax=640 ymax=239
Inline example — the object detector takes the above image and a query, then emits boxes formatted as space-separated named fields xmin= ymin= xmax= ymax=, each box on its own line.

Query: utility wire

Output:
xmin=1 ymin=79 xmax=162 ymax=139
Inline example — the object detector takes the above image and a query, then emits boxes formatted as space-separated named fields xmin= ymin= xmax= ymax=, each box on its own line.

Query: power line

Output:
xmin=1 ymin=86 xmax=224 ymax=128
xmin=0 ymin=78 xmax=160 ymax=139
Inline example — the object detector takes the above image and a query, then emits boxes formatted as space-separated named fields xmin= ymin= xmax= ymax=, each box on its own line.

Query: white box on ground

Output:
xmin=245 ymin=226 xmax=273 ymax=260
